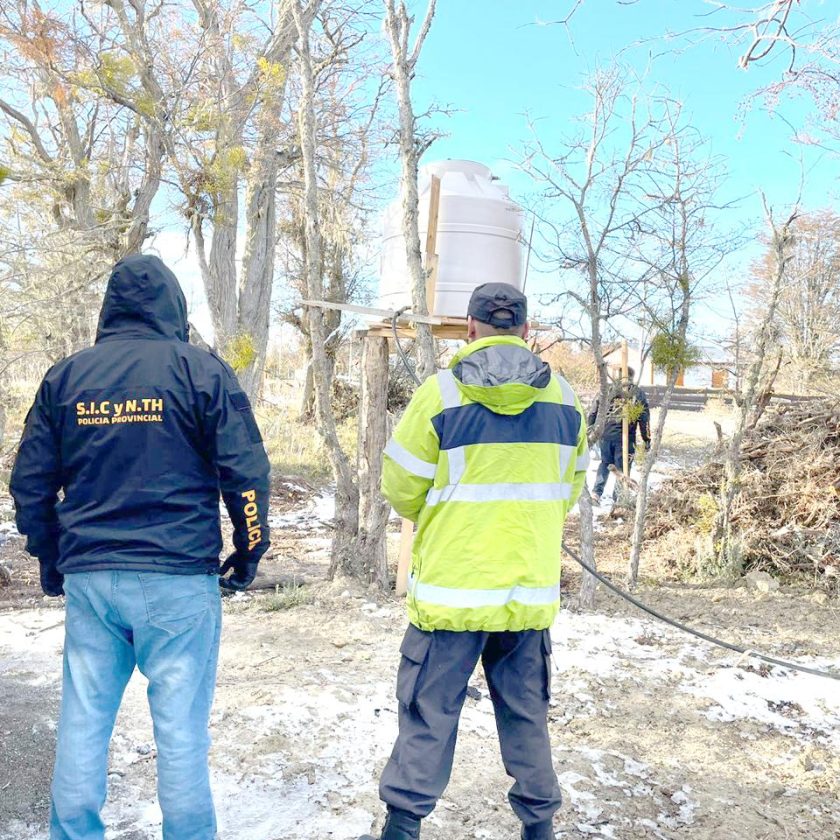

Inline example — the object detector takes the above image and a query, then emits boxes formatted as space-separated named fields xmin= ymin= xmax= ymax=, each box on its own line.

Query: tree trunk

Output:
xmin=385 ymin=0 xmax=437 ymax=382
xmin=186 ymin=0 xmax=301 ymax=400
xmin=576 ymin=488 xmax=599 ymax=609
xmin=627 ymin=370 xmax=678 ymax=588
xmin=713 ymin=207 xmax=796 ymax=575
xmin=237 ymin=133 xmax=279 ymax=397
xmin=293 ymin=0 xmax=360 ymax=577
xmin=299 ymin=360 xmax=315 ymax=422
xmin=356 ymin=336 xmax=392 ymax=587
xmin=628 ymin=266 xmax=692 ymax=589
xmin=394 ymin=75 xmax=435 ymax=381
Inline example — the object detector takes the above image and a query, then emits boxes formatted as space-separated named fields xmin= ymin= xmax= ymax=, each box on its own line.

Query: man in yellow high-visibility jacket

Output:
xmin=361 ymin=284 xmax=589 ymax=840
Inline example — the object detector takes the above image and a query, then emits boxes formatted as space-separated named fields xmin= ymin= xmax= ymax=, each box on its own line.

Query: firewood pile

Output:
xmin=647 ymin=399 xmax=840 ymax=584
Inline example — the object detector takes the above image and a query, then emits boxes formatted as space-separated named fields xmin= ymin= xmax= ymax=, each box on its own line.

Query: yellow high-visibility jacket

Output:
xmin=382 ymin=336 xmax=589 ymax=632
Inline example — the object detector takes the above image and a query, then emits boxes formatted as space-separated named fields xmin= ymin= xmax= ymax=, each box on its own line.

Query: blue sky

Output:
xmin=403 ymin=0 xmax=837 ymax=337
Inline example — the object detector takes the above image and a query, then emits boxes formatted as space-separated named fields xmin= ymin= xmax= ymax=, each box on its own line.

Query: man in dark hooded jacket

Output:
xmin=10 ymin=254 xmax=270 ymax=840
xmin=587 ymin=368 xmax=650 ymax=504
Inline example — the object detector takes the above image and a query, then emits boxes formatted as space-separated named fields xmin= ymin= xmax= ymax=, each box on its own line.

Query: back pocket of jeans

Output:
xmin=395 ymin=626 xmax=433 ymax=707
xmin=139 ymin=573 xmax=210 ymax=634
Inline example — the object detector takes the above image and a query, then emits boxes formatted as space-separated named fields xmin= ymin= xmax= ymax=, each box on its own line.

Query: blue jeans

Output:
xmin=592 ymin=436 xmax=633 ymax=500
xmin=51 ymin=570 xmax=222 ymax=840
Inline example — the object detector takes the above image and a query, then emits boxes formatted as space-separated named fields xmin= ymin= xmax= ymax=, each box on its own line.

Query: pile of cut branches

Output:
xmin=647 ymin=399 xmax=840 ymax=586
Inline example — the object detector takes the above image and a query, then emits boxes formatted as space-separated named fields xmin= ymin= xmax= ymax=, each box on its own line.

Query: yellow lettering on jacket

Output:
xmin=74 ymin=394 xmax=166 ymax=428
xmin=241 ymin=490 xmax=262 ymax=550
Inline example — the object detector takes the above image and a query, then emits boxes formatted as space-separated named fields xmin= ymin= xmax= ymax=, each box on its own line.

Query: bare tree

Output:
xmin=624 ymin=118 xmax=729 ymax=588
xmin=277 ymin=10 xmax=389 ymax=420
xmin=558 ymin=1 xmax=840 ymax=150
xmin=748 ymin=210 xmax=840 ymax=388
xmin=179 ymin=0 xmax=307 ymax=397
xmin=689 ymin=1 xmax=840 ymax=151
xmin=521 ymin=67 xmax=696 ymax=605
xmin=0 ymin=1 xmax=169 ymax=354
xmin=292 ymin=0 xmax=392 ymax=586
xmin=383 ymin=0 xmax=437 ymax=382
xmin=713 ymin=198 xmax=799 ymax=575
xmin=292 ymin=0 xmax=357 ymax=564
xmin=74 ymin=0 xmax=309 ymax=397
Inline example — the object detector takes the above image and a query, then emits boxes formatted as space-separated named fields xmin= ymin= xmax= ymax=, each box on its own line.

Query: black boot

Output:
xmin=521 ymin=820 xmax=555 ymax=840
xmin=359 ymin=807 xmax=421 ymax=840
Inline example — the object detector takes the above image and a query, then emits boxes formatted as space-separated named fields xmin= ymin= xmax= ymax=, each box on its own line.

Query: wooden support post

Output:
xmin=358 ymin=335 xmax=392 ymax=588
xmin=621 ymin=339 xmax=630 ymax=478
xmin=424 ymin=175 xmax=441 ymax=317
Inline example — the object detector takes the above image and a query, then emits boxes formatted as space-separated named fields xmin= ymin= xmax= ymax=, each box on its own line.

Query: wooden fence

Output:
xmin=644 ymin=386 xmax=820 ymax=412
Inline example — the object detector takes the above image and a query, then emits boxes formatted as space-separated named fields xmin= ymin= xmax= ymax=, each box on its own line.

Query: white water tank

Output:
xmin=379 ymin=160 xmax=524 ymax=318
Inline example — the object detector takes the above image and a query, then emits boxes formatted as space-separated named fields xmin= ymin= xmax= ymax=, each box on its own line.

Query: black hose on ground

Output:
xmin=561 ymin=541 xmax=839 ymax=682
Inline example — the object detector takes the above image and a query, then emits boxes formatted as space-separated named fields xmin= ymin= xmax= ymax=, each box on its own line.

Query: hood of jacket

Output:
xmin=96 ymin=254 xmax=188 ymax=343
xmin=450 ymin=336 xmax=552 ymax=415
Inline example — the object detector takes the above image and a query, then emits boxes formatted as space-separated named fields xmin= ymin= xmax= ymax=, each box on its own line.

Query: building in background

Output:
xmin=603 ymin=341 xmax=739 ymax=390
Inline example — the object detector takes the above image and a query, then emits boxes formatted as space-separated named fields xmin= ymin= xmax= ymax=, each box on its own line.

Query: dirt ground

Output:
xmin=1 ymin=413 xmax=839 ymax=839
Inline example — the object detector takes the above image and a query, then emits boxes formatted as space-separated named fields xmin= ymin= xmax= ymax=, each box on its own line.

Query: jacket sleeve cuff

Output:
xmin=26 ymin=536 xmax=59 ymax=566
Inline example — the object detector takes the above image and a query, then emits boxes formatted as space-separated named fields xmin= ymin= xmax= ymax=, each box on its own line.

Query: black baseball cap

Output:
xmin=467 ymin=282 xmax=527 ymax=328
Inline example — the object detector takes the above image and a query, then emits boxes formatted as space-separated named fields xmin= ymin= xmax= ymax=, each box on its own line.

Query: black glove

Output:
xmin=219 ymin=552 xmax=259 ymax=591
xmin=643 ymin=437 xmax=651 ymax=448
xmin=39 ymin=562 xmax=64 ymax=597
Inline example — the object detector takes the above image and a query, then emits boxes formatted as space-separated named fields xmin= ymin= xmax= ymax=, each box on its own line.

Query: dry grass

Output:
xmin=653 ymin=403 xmax=738 ymax=468
xmin=256 ymin=382 xmax=357 ymax=483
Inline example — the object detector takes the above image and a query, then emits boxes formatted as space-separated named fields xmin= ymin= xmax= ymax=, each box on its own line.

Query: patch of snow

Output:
xmin=681 ymin=665 xmax=840 ymax=747
xmin=551 ymin=610 xmax=840 ymax=748
xmin=269 ymin=492 xmax=335 ymax=532
xmin=0 ymin=503 xmax=19 ymax=545
xmin=556 ymin=772 xmax=604 ymax=823
xmin=278 ymin=481 xmax=310 ymax=495
xmin=556 ymin=747 xmax=699 ymax=840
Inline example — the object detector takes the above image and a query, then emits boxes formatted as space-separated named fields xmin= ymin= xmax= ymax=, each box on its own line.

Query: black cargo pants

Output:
xmin=379 ymin=624 xmax=562 ymax=826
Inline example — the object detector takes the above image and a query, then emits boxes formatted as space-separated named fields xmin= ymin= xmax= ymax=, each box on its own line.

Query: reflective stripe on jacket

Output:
xmin=382 ymin=336 xmax=589 ymax=632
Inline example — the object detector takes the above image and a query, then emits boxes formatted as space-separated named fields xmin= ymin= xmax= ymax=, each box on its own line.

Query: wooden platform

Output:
xmin=300 ymin=299 xmax=548 ymax=341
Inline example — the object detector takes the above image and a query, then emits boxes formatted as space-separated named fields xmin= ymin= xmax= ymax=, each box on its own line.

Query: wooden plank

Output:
xmin=426 ymin=253 xmax=440 ymax=319
xmin=300 ymin=299 xmax=445 ymax=326
xmin=306 ymin=300 xmax=551 ymax=338
xmin=425 ymin=175 xmax=442 ymax=316
xmin=366 ymin=324 xmax=470 ymax=341
xmin=425 ymin=175 xmax=441 ymax=256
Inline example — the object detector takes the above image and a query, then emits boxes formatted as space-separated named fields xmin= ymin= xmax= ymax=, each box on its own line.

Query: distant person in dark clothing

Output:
xmin=587 ymin=367 xmax=650 ymax=504
xmin=10 ymin=254 xmax=271 ymax=840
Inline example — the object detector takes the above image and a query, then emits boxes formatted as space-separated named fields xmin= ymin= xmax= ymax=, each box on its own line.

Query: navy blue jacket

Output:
xmin=10 ymin=255 xmax=270 ymax=576
xmin=587 ymin=383 xmax=651 ymax=450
